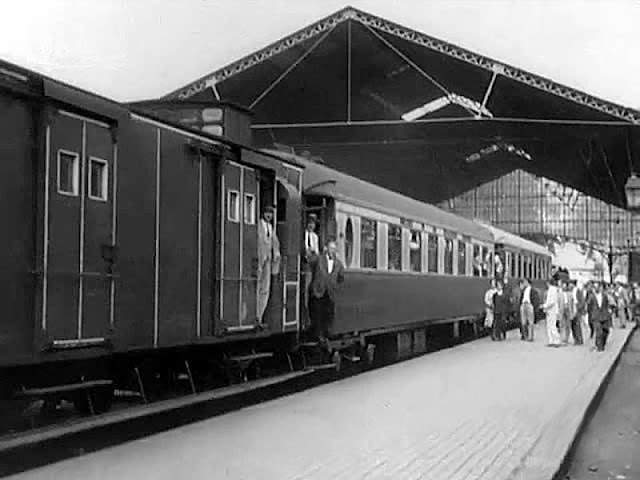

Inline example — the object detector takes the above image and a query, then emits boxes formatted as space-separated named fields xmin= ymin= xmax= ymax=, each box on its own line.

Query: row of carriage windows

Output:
xmin=345 ymin=215 xmax=550 ymax=279
xmin=346 ymin=216 xmax=492 ymax=276
xmin=503 ymin=251 xmax=550 ymax=280
xmin=57 ymin=150 xmax=108 ymax=201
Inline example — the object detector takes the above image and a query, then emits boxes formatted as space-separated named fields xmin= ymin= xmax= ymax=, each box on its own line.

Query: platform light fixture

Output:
xmin=624 ymin=173 xmax=640 ymax=211
xmin=624 ymin=131 xmax=640 ymax=211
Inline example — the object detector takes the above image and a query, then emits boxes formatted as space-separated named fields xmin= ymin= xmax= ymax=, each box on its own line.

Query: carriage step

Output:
xmin=307 ymin=363 xmax=339 ymax=371
xmin=227 ymin=352 xmax=273 ymax=363
xmin=299 ymin=342 xmax=319 ymax=348
xmin=342 ymin=355 xmax=361 ymax=362
xmin=17 ymin=380 xmax=113 ymax=397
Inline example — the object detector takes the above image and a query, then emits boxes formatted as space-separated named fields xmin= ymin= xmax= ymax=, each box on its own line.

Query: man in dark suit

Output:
xmin=586 ymin=281 xmax=612 ymax=352
xmin=308 ymin=237 xmax=344 ymax=341
xmin=569 ymin=280 xmax=586 ymax=345
xmin=518 ymin=278 xmax=540 ymax=342
xmin=492 ymin=281 xmax=511 ymax=341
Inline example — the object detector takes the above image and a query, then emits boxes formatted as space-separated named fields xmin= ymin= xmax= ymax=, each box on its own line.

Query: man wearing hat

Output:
xmin=257 ymin=205 xmax=280 ymax=323
xmin=586 ymin=281 xmax=612 ymax=351
xmin=302 ymin=213 xmax=320 ymax=330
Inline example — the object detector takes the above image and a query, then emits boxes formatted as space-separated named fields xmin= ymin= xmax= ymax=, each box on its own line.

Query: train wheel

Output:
xmin=72 ymin=385 xmax=114 ymax=415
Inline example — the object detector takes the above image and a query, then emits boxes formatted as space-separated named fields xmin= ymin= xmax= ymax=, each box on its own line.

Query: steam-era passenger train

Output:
xmin=0 ymin=59 xmax=552 ymax=412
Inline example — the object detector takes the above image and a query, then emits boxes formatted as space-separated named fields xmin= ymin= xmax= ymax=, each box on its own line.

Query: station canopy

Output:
xmin=165 ymin=7 xmax=640 ymax=209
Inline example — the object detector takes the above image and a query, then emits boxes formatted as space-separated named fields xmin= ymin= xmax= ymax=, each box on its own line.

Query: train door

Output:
xmin=42 ymin=110 xmax=115 ymax=347
xmin=219 ymin=161 xmax=259 ymax=331
xmin=277 ymin=179 xmax=302 ymax=332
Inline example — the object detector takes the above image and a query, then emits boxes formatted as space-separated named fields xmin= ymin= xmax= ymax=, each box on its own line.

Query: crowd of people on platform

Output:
xmin=484 ymin=275 xmax=639 ymax=351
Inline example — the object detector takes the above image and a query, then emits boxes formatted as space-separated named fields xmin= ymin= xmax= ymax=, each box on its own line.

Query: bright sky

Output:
xmin=2 ymin=0 xmax=639 ymax=108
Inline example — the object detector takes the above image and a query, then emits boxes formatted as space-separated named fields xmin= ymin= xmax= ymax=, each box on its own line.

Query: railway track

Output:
xmin=0 ymin=323 xmax=497 ymax=478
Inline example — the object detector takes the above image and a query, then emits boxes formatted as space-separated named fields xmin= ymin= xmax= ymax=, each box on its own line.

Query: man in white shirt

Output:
xmin=302 ymin=214 xmax=320 ymax=331
xmin=542 ymin=277 xmax=563 ymax=347
xmin=304 ymin=214 xmax=320 ymax=258
xmin=518 ymin=278 xmax=539 ymax=342
xmin=257 ymin=205 xmax=280 ymax=323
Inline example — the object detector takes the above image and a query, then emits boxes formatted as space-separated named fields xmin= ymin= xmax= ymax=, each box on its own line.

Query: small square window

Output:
xmin=57 ymin=150 xmax=79 ymax=196
xmin=244 ymin=194 xmax=256 ymax=224
xmin=227 ymin=190 xmax=239 ymax=222
xmin=88 ymin=157 xmax=109 ymax=201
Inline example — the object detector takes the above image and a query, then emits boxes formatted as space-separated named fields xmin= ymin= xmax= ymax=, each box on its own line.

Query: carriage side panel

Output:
xmin=0 ymin=93 xmax=37 ymax=363
xmin=113 ymin=119 xmax=157 ymax=349
xmin=157 ymin=130 xmax=199 ymax=346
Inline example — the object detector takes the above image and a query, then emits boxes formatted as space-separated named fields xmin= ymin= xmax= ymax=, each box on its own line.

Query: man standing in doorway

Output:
xmin=308 ymin=237 xmax=344 ymax=343
xmin=302 ymin=213 xmax=320 ymax=331
xmin=257 ymin=205 xmax=280 ymax=323
xmin=518 ymin=278 xmax=539 ymax=341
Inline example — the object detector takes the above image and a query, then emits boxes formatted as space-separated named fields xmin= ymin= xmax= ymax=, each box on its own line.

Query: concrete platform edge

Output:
xmin=550 ymin=325 xmax=637 ymax=480
xmin=509 ymin=326 xmax=636 ymax=480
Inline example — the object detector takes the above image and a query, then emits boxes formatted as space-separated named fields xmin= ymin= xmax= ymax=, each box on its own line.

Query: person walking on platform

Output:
xmin=615 ymin=283 xmax=629 ymax=329
xmin=518 ymin=278 xmax=539 ymax=341
xmin=542 ymin=277 xmax=563 ymax=347
xmin=586 ymin=281 xmax=612 ymax=352
xmin=484 ymin=279 xmax=497 ymax=331
xmin=606 ymin=284 xmax=621 ymax=329
xmin=568 ymin=280 xmax=585 ymax=345
xmin=632 ymin=283 xmax=640 ymax=324
xmin=557 ymin=280 xmax=570 ymax=345
xmin=308 ymin=237 xmax=344 ymax=343
xmin=492 ymin=281 xmax=511 ymax=341
xmin=584 ymin=281 xmax=596 ymax=341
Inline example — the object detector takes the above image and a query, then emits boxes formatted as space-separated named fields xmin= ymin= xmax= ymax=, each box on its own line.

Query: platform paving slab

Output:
xmin=8 ymin=323 xmax=633 ymax=480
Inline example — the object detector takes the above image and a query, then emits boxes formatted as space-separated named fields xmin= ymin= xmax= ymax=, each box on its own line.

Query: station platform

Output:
xmin=10 ymin=322 xmax=634 ymax=480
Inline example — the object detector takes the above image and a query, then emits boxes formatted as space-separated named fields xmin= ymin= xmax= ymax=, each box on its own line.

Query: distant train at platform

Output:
xmin=0 ymin=59 xmax=552 ymax=414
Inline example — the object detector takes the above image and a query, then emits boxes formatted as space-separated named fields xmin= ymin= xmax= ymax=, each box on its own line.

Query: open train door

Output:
xmin=275 ymin=178 xmax=302 ymax=333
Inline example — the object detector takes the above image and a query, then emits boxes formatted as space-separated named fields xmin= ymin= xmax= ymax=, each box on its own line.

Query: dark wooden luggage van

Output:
xmin=0 ymin=61 xmax=303 ymax=406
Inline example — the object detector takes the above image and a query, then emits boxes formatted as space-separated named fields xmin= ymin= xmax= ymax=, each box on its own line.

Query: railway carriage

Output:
xmin=0 ymin=58 xmax=556 ymax=418
xmin=0 ymin=61 xmax=304 ymax=408
xmin=270 ymin=151 xmax=498 ymax=360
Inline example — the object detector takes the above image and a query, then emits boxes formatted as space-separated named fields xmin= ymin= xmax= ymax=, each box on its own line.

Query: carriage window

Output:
xmin=428 ymin=235 xmax=438 ymax=273
xmin=360 ymin=218 xmax=377 ymax=269
xmin=482 ymin=247 xmax=490 ymax=277
xmin=409 ymin=230 xmax=422 ymax=272
xmin=473 ymin=245 xmax=481 ymax=277
xmin=227 ymin=190 xmax=239 ymax=222
xmin=444 ymin=238 xmax=454 ymax=274
xmin=57 ymin=150 xmax=79 ymax=196
xmin=511 ymin=254 xmax=517 ymax=278
xmin=244 ymin=194 xmax=256 ymax=224
xmin=345 ymin=217 xmax=354 ymax=267
xmin=458 ymin=241 xmax=467 ymax=276
xmin=88 ymin=157 xmax=108 ymax=201
xmin=388 ymin=225 xmax=402 ymax=271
